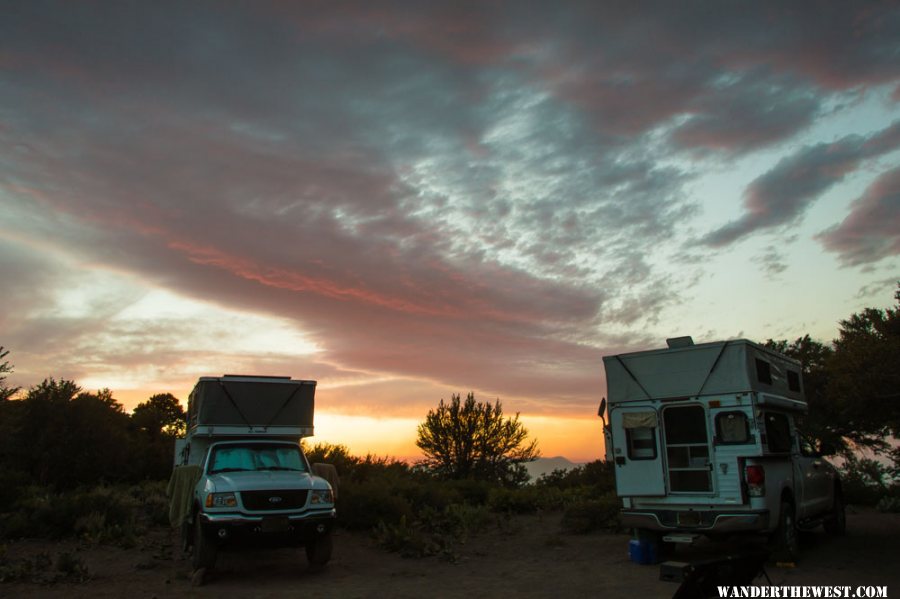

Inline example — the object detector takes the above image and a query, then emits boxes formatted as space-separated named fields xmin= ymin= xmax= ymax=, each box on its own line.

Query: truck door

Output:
xmin=610 ymin=407 xmax=665 ymax=496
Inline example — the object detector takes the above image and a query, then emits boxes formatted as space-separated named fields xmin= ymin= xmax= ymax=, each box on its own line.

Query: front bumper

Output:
xmin=199 ymin=508 xmax=336 ymax=547
xmin=620 ymin=509 xmax=769 ymax=534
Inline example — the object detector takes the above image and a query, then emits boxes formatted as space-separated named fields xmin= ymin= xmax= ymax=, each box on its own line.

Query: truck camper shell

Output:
xmin=176 ymin=375 xmax=316 ymax=467
xmin=187 ymin=375 xmax=316 ymax=437
xmin=603 ymin=338 xmax=806 ymax=410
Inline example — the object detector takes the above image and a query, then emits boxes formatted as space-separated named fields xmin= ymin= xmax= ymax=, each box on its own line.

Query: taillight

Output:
xmin=745 ymin=464 xmax=765 ymax=497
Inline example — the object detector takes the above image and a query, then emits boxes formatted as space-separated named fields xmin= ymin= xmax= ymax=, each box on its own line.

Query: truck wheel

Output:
xmin=306 ymin=531 xmax=333 ymax=570
xmin=823 ymin=490 xmax=846 ymax=536
xmin=192 ymin=520 xmax=218 ymax=571
xmin=771 ymin=501 xmax=799 ymax=562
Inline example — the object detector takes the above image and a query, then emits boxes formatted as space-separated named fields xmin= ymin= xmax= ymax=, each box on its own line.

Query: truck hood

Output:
xmin=208 ymin=471 xmax=329 ymax=493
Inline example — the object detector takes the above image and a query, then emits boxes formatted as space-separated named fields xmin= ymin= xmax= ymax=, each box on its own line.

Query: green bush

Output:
xmin=536 ymin=460 xmax=616 ymax=495
xmin=560 ymin=493 xmax=621 ymax=534
xmin=373 ymin=503 xmax=493 ymax=561
xmin=337 ymin=480 xmax=414 ymax=530
xmin=0 ymin=485 xmax=142 ymax=544
xmin=488 ymin=485 xmax=566 ymax=514
xmin=445 ymin=479 xmax=493 ymax=506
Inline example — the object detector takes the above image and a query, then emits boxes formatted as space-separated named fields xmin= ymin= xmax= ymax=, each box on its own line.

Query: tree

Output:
xmin=827 ymin=284 xmax=900 ymax=447
xmin=764 ymin=283 xmax=900 ymax=456
xmin=763 ymin=335 xmax=844 ymax=454
xmin=131 ymin=393 xmax=186 ymax=437
xmin=11 ymin=379 xmax=133 ymax=488
xmin=416 ymin=392 xmax=539 ymax=485
xmin=0 ymin=346 xmax=19 ymax=401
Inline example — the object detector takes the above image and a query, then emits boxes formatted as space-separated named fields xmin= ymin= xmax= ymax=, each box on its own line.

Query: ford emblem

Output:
xmin=268 ymin=496 xmax=283 ymax=504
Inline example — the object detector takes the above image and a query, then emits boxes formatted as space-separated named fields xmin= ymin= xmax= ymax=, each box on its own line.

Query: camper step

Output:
xmin=662 ymin=534 xmax=701 ymax=544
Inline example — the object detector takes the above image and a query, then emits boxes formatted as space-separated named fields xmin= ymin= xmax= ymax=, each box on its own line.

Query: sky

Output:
xmin=1 ymin=1 xmax=899 ymax=462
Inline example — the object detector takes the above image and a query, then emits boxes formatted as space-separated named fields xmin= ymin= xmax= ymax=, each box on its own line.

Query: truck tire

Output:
xmin=306 ymin=531 xmax=333 ymax=569
xmin=823 ymin=490 xmax=846 ymax=536
xmin=192 ymin=520 xmax=218 ymax=571
xmin=771 ymin=501 xmax=799 ymax=562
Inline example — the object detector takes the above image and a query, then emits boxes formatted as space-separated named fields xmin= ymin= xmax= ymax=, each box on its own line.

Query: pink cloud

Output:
xmin=817 ymin=167 xmax=900 ymax=266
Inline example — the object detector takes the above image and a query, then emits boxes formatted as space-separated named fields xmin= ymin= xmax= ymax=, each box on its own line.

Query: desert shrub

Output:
xmin=126 ymin=480 xmax=170 ymax=527
xmin=487 ymin=485 xmax=566 ymax=514
xmin=560 ymin=492 xmax=621 ymax=534
xmin=374 ymin=516 xmax=441 ymax=558
xmin=55 ymin=551 xmax=91 ymax=582
xmin=876 ymin=495 xmax=900 ymax=513
xmin=374 ymin=503 xmax=493 ymax=561
xmin=445 ymin=479 xmax=493 ymax=506
xmin=0 ymin=468 xmax=29 ymax=513
xmin=337 ymin=480 xmax=414 ymax=530
xmin=0 ymin=485 xmax=141 ymax=544
xmin=396 ymin=478 xmax=463 ymax=512
xmin=536 ymin=460 xmax=615 ymax=495
xmin=0 ymin=548 xmax=90 ymax=584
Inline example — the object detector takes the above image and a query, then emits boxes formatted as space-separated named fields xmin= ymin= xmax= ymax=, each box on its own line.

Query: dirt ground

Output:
xmin=3 ymin=509 xmax=899 ymax=598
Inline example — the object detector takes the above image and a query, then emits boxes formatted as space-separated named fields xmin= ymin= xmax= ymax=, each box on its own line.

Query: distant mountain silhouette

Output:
xmin=525 ymin=456 xmax=580 ymax=480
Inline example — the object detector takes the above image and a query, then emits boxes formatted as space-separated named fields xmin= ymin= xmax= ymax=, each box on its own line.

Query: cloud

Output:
xmin=817 ymin=167 xmax=900 ymax=266
xmin=671 ymin=70 xmax=821 ymax=153
xmin=703 ymin=121 xmax=900 ymax=247
xmin=1 ymin=1 xmax=899 ymax=416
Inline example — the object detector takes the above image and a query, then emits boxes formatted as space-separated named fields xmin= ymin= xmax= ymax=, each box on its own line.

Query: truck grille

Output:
xmin=240 ymin=489 xmax=308 ymax=511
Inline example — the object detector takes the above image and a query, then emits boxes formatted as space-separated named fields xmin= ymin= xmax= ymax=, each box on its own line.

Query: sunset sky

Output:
xmin=2 ymin=2 xmax=899 ymax=462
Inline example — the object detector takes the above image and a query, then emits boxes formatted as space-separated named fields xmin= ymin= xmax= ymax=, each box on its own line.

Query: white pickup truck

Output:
xmin=168 ymin=376 xmax=336 ymax=575
xmin=601 ymin=338 xmax=845 ymax=560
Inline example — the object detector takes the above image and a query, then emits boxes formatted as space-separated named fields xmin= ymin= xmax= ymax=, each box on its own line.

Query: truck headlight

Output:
xmin=205 ymin=492 xmax=237 ymax=508
xmin=310 ymin=489 xmax=334 ymax=505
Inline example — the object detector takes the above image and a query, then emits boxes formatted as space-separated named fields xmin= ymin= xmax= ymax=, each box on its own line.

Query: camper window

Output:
xmin=755 ymin=359 xmax=772 ymax=385
xmin=626 ymin=427 xmax=657 ymax=460
xmin=715 ymin=411 xmax=750 ymax=444
xmin=787 ymin=370 xmax=802 ymax=392
xmin=763 ymin=412 xmax=792 ymax=453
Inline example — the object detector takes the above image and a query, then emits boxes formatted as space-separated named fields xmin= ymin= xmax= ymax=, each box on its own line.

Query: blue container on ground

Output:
xmin=628 ymin=539 xmax=658 ymax=565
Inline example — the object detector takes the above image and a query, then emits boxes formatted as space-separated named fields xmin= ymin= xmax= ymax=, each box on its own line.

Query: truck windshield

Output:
xmin=208 ymin=444 xmax=307 ymax=474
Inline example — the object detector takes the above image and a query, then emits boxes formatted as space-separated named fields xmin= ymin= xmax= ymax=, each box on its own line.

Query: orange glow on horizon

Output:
xmin=111 ymin=389 xmax=605 ymax=463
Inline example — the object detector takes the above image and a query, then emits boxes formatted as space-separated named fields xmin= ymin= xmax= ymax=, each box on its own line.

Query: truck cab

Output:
xmin=168 ymin=375 xmax=336 ymax=576
xmin=602 ymin=338 xmax=844 ymax=560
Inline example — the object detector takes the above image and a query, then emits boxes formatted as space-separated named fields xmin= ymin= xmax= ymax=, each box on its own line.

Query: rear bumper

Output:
xmin=199 ymin=509 xmax=336 ymax=547
xmin=620 ymin=509 xmax=769 ymax=534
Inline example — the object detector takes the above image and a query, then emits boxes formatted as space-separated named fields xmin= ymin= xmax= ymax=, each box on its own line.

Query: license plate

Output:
xmin=676 ymin=511 xmax=700 ymax=527
xmin=260 ymin=517 xmax=290 ymax=533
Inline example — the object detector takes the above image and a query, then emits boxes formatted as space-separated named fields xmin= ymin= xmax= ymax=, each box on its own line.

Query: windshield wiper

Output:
xmin=258 ymin=466 xmax=304 ymax=472
xmin=210 ymin=467 xmax=251 ymax=474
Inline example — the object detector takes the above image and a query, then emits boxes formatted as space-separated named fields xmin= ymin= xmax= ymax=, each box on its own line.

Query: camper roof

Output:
xmin=603 ymin=339 xmax=805 ymax=405
xmin=187 ymin=375 xmax=316 ymax=433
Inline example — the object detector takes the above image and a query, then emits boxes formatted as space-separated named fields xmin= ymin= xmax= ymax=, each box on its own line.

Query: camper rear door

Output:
xmin=610 ymin=407 xmax=665 ymax=496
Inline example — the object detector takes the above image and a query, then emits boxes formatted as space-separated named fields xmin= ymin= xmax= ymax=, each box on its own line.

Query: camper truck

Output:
xmin=600 ymin=338 xmax=844 ymax=560
xmin=168 ymin=375 xmax=336 ymax=576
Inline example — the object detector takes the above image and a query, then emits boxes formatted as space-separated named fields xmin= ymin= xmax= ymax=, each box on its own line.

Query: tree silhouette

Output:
xmin=416 ymin=392 xmax=539 ymax=485
xmin=0 ymin=346 xmax=19 ymax=401
xmin=765 ymin=283 xmax=900 ymax=455
xmin=132 ymin=393 xmax=186 ymax=437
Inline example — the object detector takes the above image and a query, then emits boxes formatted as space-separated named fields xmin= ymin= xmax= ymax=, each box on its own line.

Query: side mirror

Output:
xmin=598 ymin=397 xmax=607 ymax=420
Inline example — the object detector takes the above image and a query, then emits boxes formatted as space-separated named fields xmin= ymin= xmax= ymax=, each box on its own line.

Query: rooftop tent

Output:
xmin=187 ymin=375 xmax=316 ymax=432
xmin=603 ymin=339 xmax=806 ymax=405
